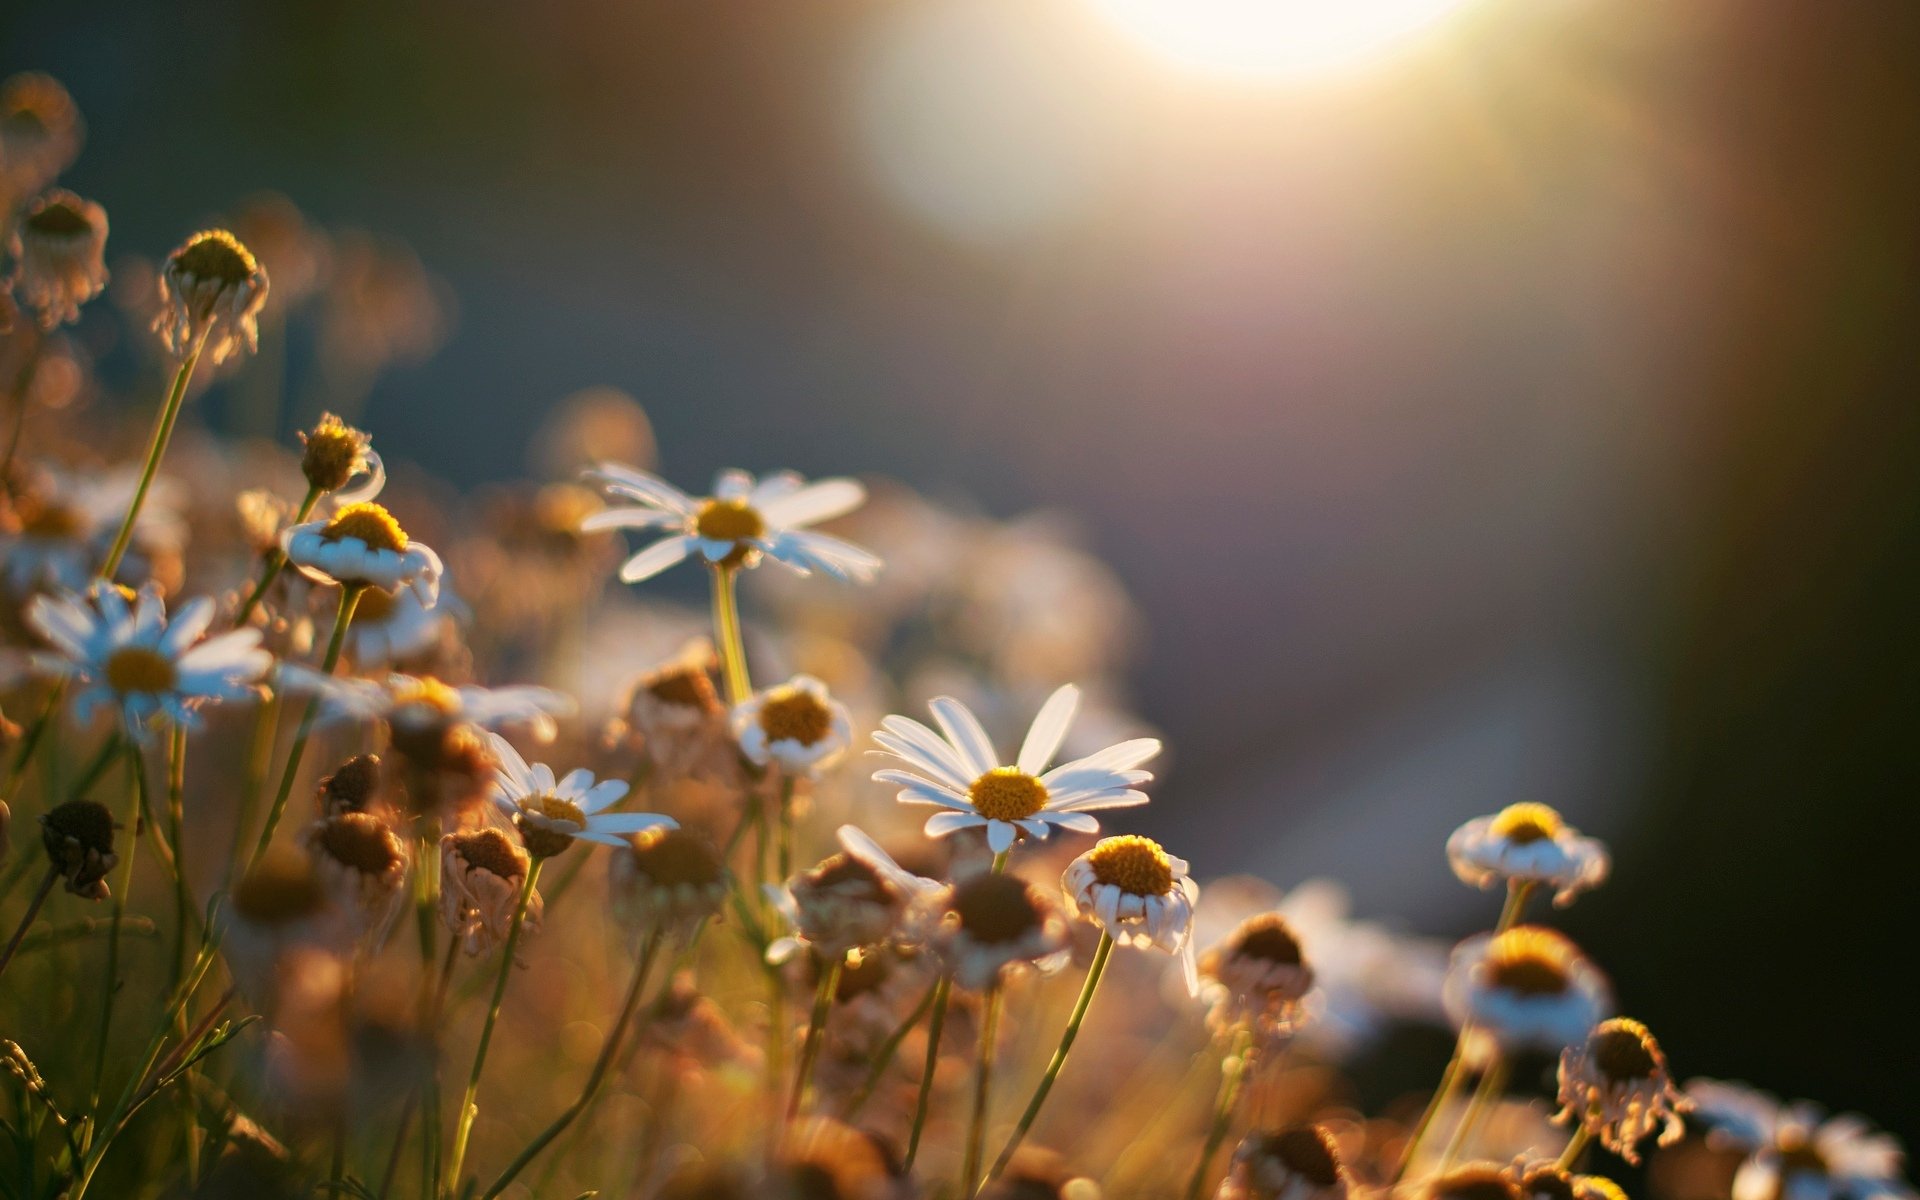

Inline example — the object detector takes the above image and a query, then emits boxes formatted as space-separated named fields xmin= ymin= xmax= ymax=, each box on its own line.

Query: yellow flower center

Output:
xmin=1490 ymin=801 xmax=1564 ymax=845
xmin=1589 ymin=1017 xmax=1661 ymax=1081
xmin=759 ymin=687 xmax=833 ymax=746
xmin=390 ymin=676 xmax=461 ymax=718
xmin=103 ymin=646 xmax=176 ymax=695
xmin=321 ymin=502 xmax=408 ymax=553
xmin=694 ymin=498 xmax=764 ymax=543
xmin=1485 ymin=926 xmax=1577 ymax=997
xmin=968 ymin=767 xmax=1047 ymax=822
xmin=1086 ymin=835 xmax=1175 ymax=896
xmin=531 ymin=793 xmax=587 ymax=828
xmin=646 ymin=666 xmax=715 ymax=710
xmin=300 ymin=413 xmax=371 ymax=492
xmin=172 ymin=229 xmax=259 ymax=285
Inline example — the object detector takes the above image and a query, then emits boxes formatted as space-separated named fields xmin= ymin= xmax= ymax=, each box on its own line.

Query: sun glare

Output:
xmin=1082 ymin=0 xmax=1482 ymax=81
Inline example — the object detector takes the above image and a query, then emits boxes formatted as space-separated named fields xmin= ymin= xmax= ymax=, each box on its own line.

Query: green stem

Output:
xmin=0 ymin=867 xmax=59 ymax=983
xmin=903 ymin=973 xmax=953 ymax=1171
xmin=228 ymin=690 xmax=283 ymax=883
xmin=479 ymin=927 xmax=666 ymax=1199
xmin=87 ymin=749 xmax=144 ymax=1120
xmin=165 ymin=723 xmax=190 ymax=990
xmin=777 ymin=774 xmax=796 ymax=885
xmin=1556 ymin=1123 xmax=1594 ymax=1171
xmin=246 ymin=583 xmax=362 ymax=876
xmin=788 ymin=954 xmax=843 ymax=1119
xmin=99 ymin=336 xmax=205 ymax=582
xmin=965 ymin=986 xmax=1006 ymax=1194
xmin=445 ymin=858 xmax=543 ymax=1195
xmin=232 ymin=483 xmax=321 ymax=628
xmin=1439 ymin=1052 xmax=1508 ymax=1169
xmin=841 ymin=975 xmax=942 ymax=1119
xmin=983 ymin=931 xmax=1114 ymax=1189
xmin=1185 ymin=1026 xmax=1257 ymax=1200
xmin=709 ymin=563 xmax=752 ymax=705
xmin=413 ymin=834 xmax=446 ymax=1199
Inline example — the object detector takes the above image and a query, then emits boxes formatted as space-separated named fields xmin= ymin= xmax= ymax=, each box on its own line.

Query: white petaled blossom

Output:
xmin=1062 ymin=834 xmax=1201 ymax=994
xmin=1553 ymin=1018 xmax=1690 ymax=1164
xmin=872 ymin=683 xmax=1160 ymax=854
xmin=731 ymin=674 xmax=852 ymax=778
xmin=341 ymin=579 xmax=452 ymax=667
xmin=278 ymin=671 xmax=573 ymax=745
xmin=1447 ymin=802 xmax=1611 ymax=907
xmin=485 ymin=731 xmax=676 ymax=859
xmin=283 ymin=502 xmax=442 ymax=604
xmin=582 ymin=464 xmax=882 ymax=584
xmin=768 ymin=824 xmax=943 ymax=962
xmin=26 ymin=584 xmax=271 ymax=738
xmin=1686 ymin=1080 xmax=1916 ymax=1200
xmin=1442 ymin=926 xmax=1612 ymax=1054
xmin=9 ymin=189 xmax=108 ymax=328
xmin=153 ymin=228 xmax=270 ymax=364
xmin=1 ymin=468 xmax=184 ymax=593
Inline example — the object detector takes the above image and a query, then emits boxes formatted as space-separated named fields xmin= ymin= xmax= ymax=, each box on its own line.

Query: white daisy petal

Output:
xmin=1017 ymin=683 xmax=1081 ymax=775
xmin=986 ymin=820 xmax=1018 ymax=854
xmin=875 ymin=718 xmax=977 ymax=791
xmin=929 ymin=696 xmax=999 ymax=777
xmin=759 ymin=478 xmax=866 ymax=529
xmin=925 ymin=811 xmax=983 ymax=839
xmin=618 ymin=535 xmax=696 ymax=583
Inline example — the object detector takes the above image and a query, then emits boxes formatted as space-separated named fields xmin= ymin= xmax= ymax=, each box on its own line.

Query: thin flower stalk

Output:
xmin=1184 ymin=1025 xmax=1258 ymax=1200
xmin=1557 ymin=1123 xmax=1594 ymax=1170
xmin=983 ymin=929 xmax=1116 ymax=1188
xmin=246 ymin=582 xmax=364 ymax=875
xmin=1440 ymin=1053 xmax=1511 ymax=1168
xmin=841 ymin=974 xmax=942 ymax=1119
xmin=0 ymin=868 xmax=60 ymax=982
xmin=0 ymin=329 xmax=43 ymax=480
xmin=87 ymin=756 xmax=143 ymax=1119
xmin=966 ymin=984 xmax=1007 ymax=1195
xmin=231 ymin=481 xmax=321 ymax=627
xmin=98 ymin=327 xmax=207 ymax=581
xmin=788 ymin=952 xmax=844 ymax=1118
xmin=445 ymin=857 xmax=544 ymax=1195
xmin=709 ymin=563 xmax=752 ymax=704
xmin=479 ymin=927 xmax=667 ymax=1198
xmin=903 ymin=972 xmax=953 ymax=1171
xmin=163 ymin=723 xmax=190 ymax=988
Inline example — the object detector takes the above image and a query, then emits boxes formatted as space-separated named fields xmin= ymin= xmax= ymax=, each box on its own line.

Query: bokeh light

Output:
xmin=1082 ymin=0 xmax=1482 ymax=80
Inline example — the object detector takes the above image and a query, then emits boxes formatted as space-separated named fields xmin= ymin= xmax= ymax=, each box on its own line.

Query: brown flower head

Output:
xmin=9 ymin=189 xmax=109 ymax=328
xmin=153 ymin=228 xmax=269 ymax=364
xmin=440 ymin=827 xmax=543 ymax=956
xmin=38 ymin=798 xmax=117 ymax=899
xmin=1219 ymin=1125 xmax=1349 ymax=1200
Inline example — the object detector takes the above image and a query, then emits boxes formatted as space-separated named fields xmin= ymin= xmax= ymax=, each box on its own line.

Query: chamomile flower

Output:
xmin=339 ymin=579 xmax=452 ymax=668
xmin=610 ymin=826 xmax=731 ymax=936
xmin=583 ymin=464 xmax=881 ymax=583
xmin=1062 ymin=834 xmax=1201 ymax=994
xmin=1447 ymin=803 xmax=1610 ymax=907
xmin=1 ymin=466 xmax=183 ymax=593
xmin=769 ymin=824 xmax=943 ymax=961
xmin=1554 ymin=1018 xmax=1690 ymax=1164
xmin=731 ymin=674 xmax=852 ymax=777
xmin=1507 ymin=1163 xmax=1627 ymax=1200
xmin=1685 ymin=1080 xmax=1915 ymax=1200
xmin=278 ymin=670 xmax=573 ymax=745
xmin=1443 ymin=926 xmax=1612 ymax=1054
xmin=935 ymin=870 xmax=1072 ymax=991
xmin=153 ymin=228 xmax=269 ymax=364
xmin=1219 ymin=1124 xmax=1350 ymax=1200
xmin=484 ymin=730 xmax=675 ymax=859
xmin=9 ymin=189 xmax=108 ymax=328
xmin=440 ymin=828 xmax=543 ymax=957
xmin=26 ymin=584 xmax=272 ymax=738
xmin=1199 ymin=912 xmax=1316 ymax=1039
xmin=298 ymin=412 xmax=385 ymax=501
xmin=872 ymin=683 xmax=1160 ymax=854
xmin=301 ymin=811 xmax=409 ymax=945
xmin=0 ymin=73 xmax=83 ymax=198
xmin=283 ymin=501 xmax=442 ymax=604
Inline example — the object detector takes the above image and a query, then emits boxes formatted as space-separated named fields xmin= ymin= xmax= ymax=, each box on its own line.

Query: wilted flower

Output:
xmin=301 ymin=811 xmax=409 ymax=945
xmin=1 ymin=467 xmax=183 ymax=593
xmin=1218 ymin=1124 xmax=1349 ymax=1200
xmin=1507 ymin=1161 xmax=1629 ymax=1200
xmin=1447 ymin=803 xmax=1610 ymax=907
xmin=37 ymin=798 xmax=116 ymax=899
xmin=440 ymin=827 xmax=544 ymax=956
xmin=610 ymin=825 xmax=731 ymax=935
xmin=316 ymin=230 xmax=448 ymax=374
xmin=153 ymin=229 xmax=270 ymax=364
xmin=773 ymin=824 xmax=942 ymax=961
xmin=484 ymin=730 xmax=674 ymax=858
xmin=773 ymin=1116 xmax=902 ymax=1199
xmin=315 ymin=753 xmax=384 ymax=817
xmin=1062 ymin=834 xmax=1200 ymax=993
xmin=874 ymin=683 xmax=1160 ymax=854
xmin=936 ymin=870 xmax=1071 ymax=991
xmin=223 ymin=846 xmax=345 ymax=1008
xmin=1443 ymin=926 xmax=1611 ymax=1053
xmin=1199 ymin=912 xmax=1316 ymax=1039
xmin=614 ymin=639 xmax=736 ymax=781
xmin=26 ymin=584 xmax=271 ymax=738
xmin=1555 ymin=1018 xmax=1689 ymax=1164
xmin=1429 ymin=1164 xmax=1524 ymax=1200
xmin=584 ymin=464 xmax=881 ymax=583
xmin=9 ymin=189 xmax=108 ymax=328
xmin=1685 ymin=1080 xmax=1915 ymax=1200
xmin=0 ymin=73 xmax=83 ymax=198
xmin=226 ymin=191 xmax=326 ymax=313
xmin=283 ymin=501 xmax=441 ymax=603
xmin=732 ymin=674 xmax=853 ymax=778
xmin=298 ymin=412 xmax=383 ymax=499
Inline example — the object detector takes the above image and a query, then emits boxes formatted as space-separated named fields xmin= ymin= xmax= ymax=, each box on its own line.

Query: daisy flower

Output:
xmin=440 ymin=828 xmax=543 ymax=957
xmin=340 ymin=579 xmax=453 ymax=667
xmin=1199 ymin=911 xmax=1316 ymax=1040
xmin=1447 ymin=802 xmax=1610 ymax=907
xmin=1443 ymin=926 xmax=1612 ymax=1054
xmin=582 ymin=463 xmax=881 ymax=583
xmin=277 ymin=670 xmax=574 ymax=744
xmin=9 ymin=189 xmax=108 ymax=328
xmin=731 ymin=674 xmax=853 ymax=778
xmin=26 ymin=584 xmax=272 ymax=737
xmin=484 ymin=730 xmax=676 ymax=859
xmin=1219 ymin=1124 xmax=1350 ymax=1200
xmin=872 ymin=683 xmax=1160 ymax=854
xmin=770 ymin=824 xmax=943 ymax=961
xmin=1554 ymin=1017 xmax=1690 ymax=1164
xmin=153 ymin=228 xmax=270 ymax=364
xmin=283 ymin=501 xmax=442 ymax=604
xmin=1508 ymin=1162 xmax=1627 ymax=1200
xmin=936 ymin=870 xmax=1072 ymax=992
xmin=1 ymin=467 xmax=183 ymax=593
xmin=1062 ymin=834 xmax=1201 ymax=993
xmin=1685 ymin=1080 xmax=1915 ymax=1200
xmin=609 ymin=825 xmax=731 ymax=936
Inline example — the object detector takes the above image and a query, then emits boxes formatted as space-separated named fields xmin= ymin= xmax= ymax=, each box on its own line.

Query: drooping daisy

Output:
xmin=26 ymin=584 xmax=272 ymax=737
xmin=440 ymin=828 xmax=543 ymax=957
xmin=770 ymin=824 xmax=943 ymax=961
xmin=298 ymin=412 xmax=385 ymax=500
xmin=283 ymin=501 xmax=442 ymax=604
xmin=1685 ymin=1080 xmax=1915 ymax=1200
xmin=872 ymin=683 xmax=1161 ymax=854
xmin=1218 ymin=1124 xmax=1350 ymax=1200
xmin=153 ymin=228 xmax=270 ymax=364
xmin=0 ymin=73 xmax=83 ymax=197
xmin=9 ymin=189 xmax=108 ymax=328
xmin=1199 ymin=912 xmax=1316 ymax=1040
xmin=935 ymin=870 xmax=1072 ymax=992
xmin=301 ymin=810 xmax=409 ymax=946
xmin=1062 ymin=834 xmax=1201 ymax=993
xmin=583 ymin=463 xmax=881 ymax=583
xmin=609 ymin=825 xmax=731 ymax=936
xmin=484 ymin=730 xmax=676 ymax=859
xmin=339 ymin=578 xmax=453 ymax=668
xmin=731 ymin=674 xmax=853 ymax=778
xmin=1443 ymin=926 xmax=1612 ymax=1054
xmin=1 ymin=467 xmax=184 ymax=593
xmin=1447 ymin=802 xmax=1610 ymax=907
xmin=1554 ymin=1018 xmax=1690 ymax=1164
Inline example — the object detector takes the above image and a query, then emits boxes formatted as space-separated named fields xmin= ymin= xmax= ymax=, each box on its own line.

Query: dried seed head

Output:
xmin=312 ymin=812 xmax=404 ymax=877
xmin=446 ymin=828 xmax=527 ymax=884
xmin=317 ymin=754 xmax=383 ymax=816
xmin=950 ymin=873 xmax=1045 ymax=944
xmin=1431 ymin=1165 xmax=1524 ymax=1200
xmin=39 ymin=798 xmax=117 ymax=899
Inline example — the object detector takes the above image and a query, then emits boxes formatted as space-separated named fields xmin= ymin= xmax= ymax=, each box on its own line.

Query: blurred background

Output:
xmin=7 ymin=0 xmax=1917 ymax=1148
